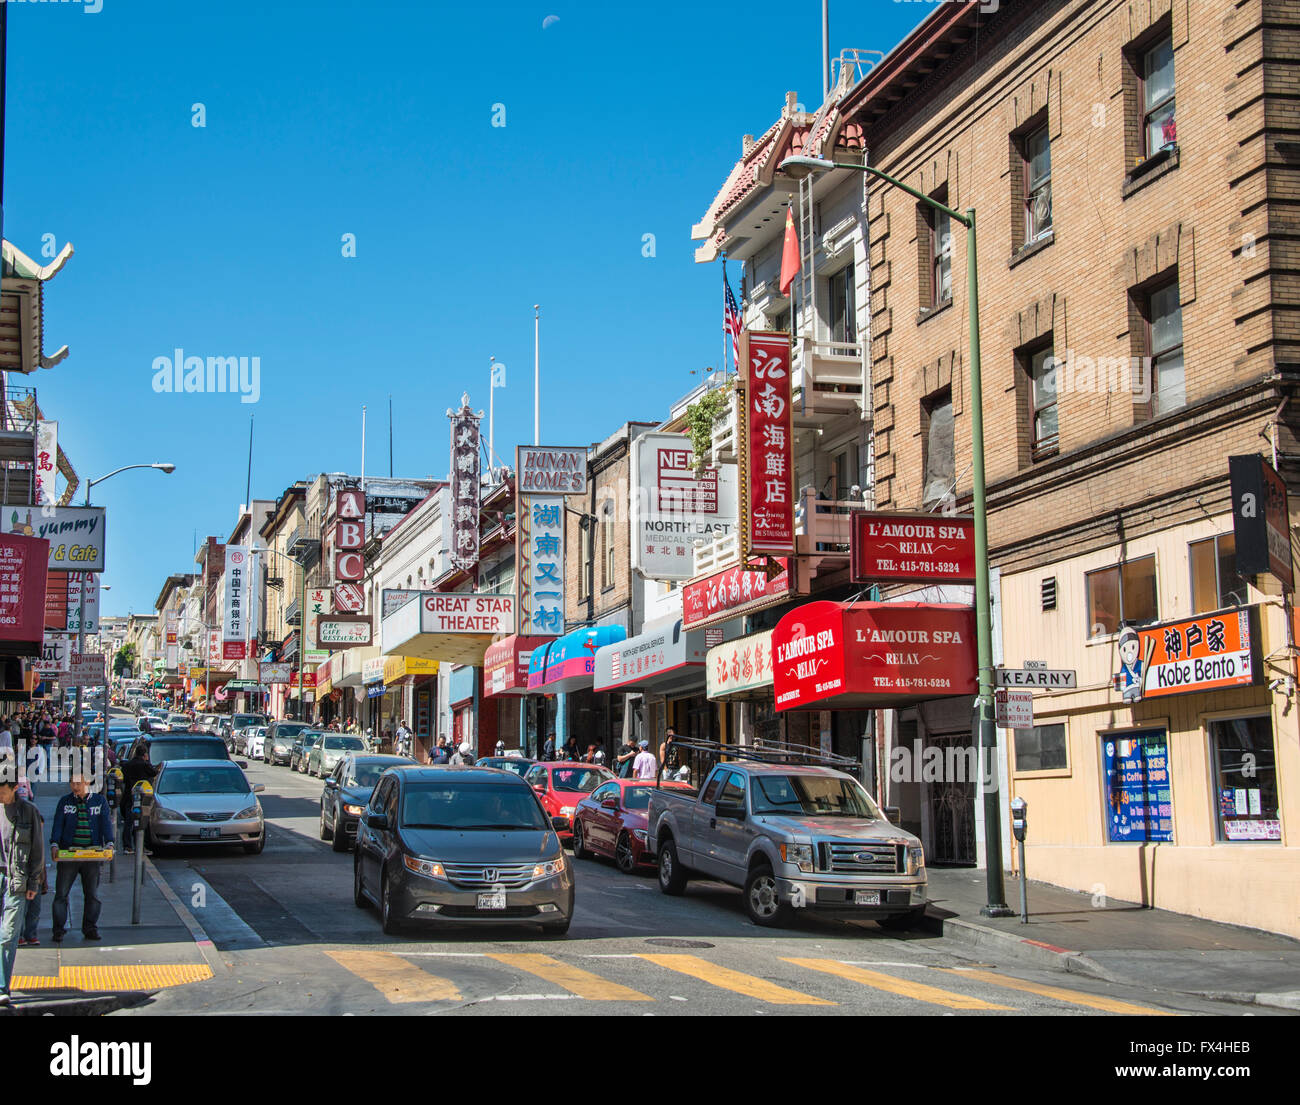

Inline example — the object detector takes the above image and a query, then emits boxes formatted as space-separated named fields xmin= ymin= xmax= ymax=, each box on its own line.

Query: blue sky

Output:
xmin=8 ymin=0 xmax=933 ymax=615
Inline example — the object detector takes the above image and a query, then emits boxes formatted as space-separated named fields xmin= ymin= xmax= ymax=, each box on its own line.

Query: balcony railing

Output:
xmin=284 ymin=598 xmax=301 ymax=627
xmin=710 ymin=393 xmax=739 ymax=466
xmin=1 ymin=385 xmax=37 ymax=434
xmin=286 ymin=525 xmax=320 ymax=563
xmin=794 ymin=337 xmax=866 ymax=417
xmin=794 ymin=487 xmax=856 ymax=560
xmin=692 ymin=529 xmax=742 ymax=577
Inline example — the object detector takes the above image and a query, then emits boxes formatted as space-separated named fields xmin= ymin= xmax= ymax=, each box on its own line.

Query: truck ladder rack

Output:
xmin=664 ymin=735 xmax=860 ymax=776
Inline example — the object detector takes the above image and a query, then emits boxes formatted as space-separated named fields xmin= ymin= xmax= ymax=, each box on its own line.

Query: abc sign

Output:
xmin=335 ymin=550 xmax=364 ymax=581
xmin=337 ymin=489 xmax=365 ymax=520
xmin=335 ymin=519 xmax=364 ymax=549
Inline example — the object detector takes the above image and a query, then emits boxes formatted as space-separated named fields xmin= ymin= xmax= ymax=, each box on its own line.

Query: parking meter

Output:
xmin=106 ymin=767 xmax=123 ymax=882
xmin=1010 ymin=796 xmax=1027 ymax=842
xmin=130 ymin=781 xmax=154 ymax=925
xmin=1010 ymin=796 xmax=1028 ymax=923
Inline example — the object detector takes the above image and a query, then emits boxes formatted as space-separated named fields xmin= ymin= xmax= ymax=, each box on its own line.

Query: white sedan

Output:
xmin=244 ymin=727 xmax=268 ymax=760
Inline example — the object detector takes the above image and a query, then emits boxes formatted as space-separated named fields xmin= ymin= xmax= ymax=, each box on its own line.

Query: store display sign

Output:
xmin=1229 ymin=455 xmax=1292 ymax=590
xmin=261 ymin=662 xmax=293 ymax=684
xmin=317 ymin=615 xmax=373 ymax=648
xmin=707 ymin=630 xmax=774 ymax=698
xmin=631 ymin=432 xmax=737 ymax=581
xmin=739 ymin=331 xmax=795 ymax=556
xmin=1103 ymin=729 xmax=1173 ymax=843
xmin=2 ymin=506 xmax=106 ymax=572
xmin=683 ymin=558 xmax=791 ymax=629
xmin=35 ymin=632 xmax=71 ymax=675
xmin=222 ymin=546 xmax=248 ymax=660
xmin=1137 ymin=607 xmax=1259 ymax=700
xmin=449 ymin=398 xmax=482 ymax=572
xmin=305 ymin=588 xmax=330 ymax=663
xmin=850 ymin=512 xmax=976 ymax=584
xmin=419 ymin=593 xmax=515 ymax=636
xmin=381 ymin=589 xmax=424 ymax=619
xmin=516 ymin=446 xmax=587 ymax=496
xmin=66 ymin=573 xmax=100 ymax=635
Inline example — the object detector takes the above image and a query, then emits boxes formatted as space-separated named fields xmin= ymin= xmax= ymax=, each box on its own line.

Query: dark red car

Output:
xmin=572 ymin=777 xmax=694 ymax=872
xmin=525 ymin=761 xmax=614 ymax=842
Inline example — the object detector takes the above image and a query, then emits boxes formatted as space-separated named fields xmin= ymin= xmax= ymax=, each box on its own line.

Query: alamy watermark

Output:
xmin=152 ymin=348 xmax=261 ymax=404
xmin=1 ymin=744 xmax=105 ymax=792
xmin=1044 ymin=350 xmax=1154 ymax=403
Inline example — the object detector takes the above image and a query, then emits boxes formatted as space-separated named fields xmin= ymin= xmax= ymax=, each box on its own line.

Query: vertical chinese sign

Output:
xmin=449 ymin=396 xmax=482 ymax=574
xmin=34 ymin=421 xmax=58 ymax=507
xmin=738 ymin=331 xmax=795 ymax=558
xmin=223 ymin=546 xmax=248 ymax=660
xmin=0 ymin=532 xmax=49 ymax=649
xmin=526 ymin=498 xmax=565 ymax=635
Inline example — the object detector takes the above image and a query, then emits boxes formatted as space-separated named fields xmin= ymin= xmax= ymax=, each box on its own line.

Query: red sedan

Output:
xmin=525 ymin=761 xmax=614 ymax=841
xmin=572 ymin=778 xmax=694 ymax=872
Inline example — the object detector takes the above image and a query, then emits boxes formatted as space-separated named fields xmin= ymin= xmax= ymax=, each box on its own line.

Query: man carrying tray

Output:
xmin=49 ymin=775 xmax=114 ymax=943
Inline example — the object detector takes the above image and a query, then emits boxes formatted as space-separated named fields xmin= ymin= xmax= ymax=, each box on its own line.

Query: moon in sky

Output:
xmin=542 ymin=14 xmax=559 ymax=29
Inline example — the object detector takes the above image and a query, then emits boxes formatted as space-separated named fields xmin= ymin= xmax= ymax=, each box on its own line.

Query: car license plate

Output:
xmin=477 ymin=892 xmax=507 ymax=911
xmin=855 ymin=890 xmax=881 ymax=906
xmin=200 ymin=827 xmax=220 ymax=840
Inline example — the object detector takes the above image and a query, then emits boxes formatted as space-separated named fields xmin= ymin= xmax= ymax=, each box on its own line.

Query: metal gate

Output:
xmin=926 ymin=732 xmax=976 ymax=865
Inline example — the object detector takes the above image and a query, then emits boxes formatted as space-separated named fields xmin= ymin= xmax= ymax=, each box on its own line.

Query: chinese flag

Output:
xmin=778 ymin=205 xmax=800 ymax=295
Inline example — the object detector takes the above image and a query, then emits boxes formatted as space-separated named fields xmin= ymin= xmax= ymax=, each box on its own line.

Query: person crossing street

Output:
xmin=49 ymin=775 xmax=115 ymax=943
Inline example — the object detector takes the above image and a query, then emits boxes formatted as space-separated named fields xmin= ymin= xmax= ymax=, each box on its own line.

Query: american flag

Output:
xmin=724 ymin=276 xmax=742 ymax=369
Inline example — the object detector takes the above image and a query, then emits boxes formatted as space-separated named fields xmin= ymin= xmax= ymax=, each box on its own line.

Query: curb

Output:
xmin=143 ymin=857 xmax=229 ymax=977
xmin=1 ymin=992 xmax=153 ymax=1017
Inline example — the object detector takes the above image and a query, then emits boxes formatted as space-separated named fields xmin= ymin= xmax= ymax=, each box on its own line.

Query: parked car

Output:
xmin=195 ymin=713 xmax=222 ymax=736
xmin=476 ymin=756 xmax=535 ymax=779
xmin=572 ymin=778 xmax=694 ymax=873
xmin=353 ymin=765 xmax=573 ymax=934
xmin=524 ymin=762 xmax=614 ymax=842
xmin=647 ymin=763 xmax=928 ymax=929
xmin=264 ymin=721 xmax=310 ymax=765
xmin=231 ymin=714 xmax=269 ymax=753
xmin=291 ymin=731 xmax=323 ymax=773
xmin=320 ymin=753 xmax=413 ymax=852
xmin=307 ymin=733 xmax=367 ymax=778
xmin=130 ymin=733 xmax=236 ymax=768
xmin=165 ymin=713 xmax=190 ymax=733
xmin=146 ymin=759 xmax=266 ymax=855
xmin=244 ymin=727 xmax=268 ymax=760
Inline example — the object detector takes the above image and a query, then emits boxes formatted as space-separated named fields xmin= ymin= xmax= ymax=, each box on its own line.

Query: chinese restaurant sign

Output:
xmin=738 ymin=331 xmax=794 ymax=556
xmin=449 ymin=397 xmax=482 ymax=573
xmin=516 ymin=446 xmax=587 ymax=496
xmin=519 ymin=497 xmax=565 ymax=636
xmin=1229 ymin=454 xmax=1292 ymax=590
xmin=851 ymin=512 xmax=976 ymax=583
xmin=222 ymin=546 xmax=248 ymax=660
xmin=683 ymin=558 xmax=791 ymax=630
xmin=35 ymin=421 xmax=57 ymax=507
xmin=316 ymin=614 xmax=373 ymax=649
xmin=2 ymin=506 xmax=106 ymax=572
xmin=1103 ymin=729 xmax=1172 ymax=843
xmin=1135 ymin=608 xmax=1259 ymax=700
xmin=0 ymin=532 xmax=49 ymax=645
xmin=706 ymin=630 xmax=775 ymax=697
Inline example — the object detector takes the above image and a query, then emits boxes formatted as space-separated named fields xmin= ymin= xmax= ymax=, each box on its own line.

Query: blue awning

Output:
xmin=527 ymin=624 xmax=627 ymax=694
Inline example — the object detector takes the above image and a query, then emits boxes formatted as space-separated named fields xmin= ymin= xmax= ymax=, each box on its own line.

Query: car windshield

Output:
xmin=401 ymin=783 xmax=549 ymax=831
xmin=490 ymin=759 xmax=532 ymax=777
xmin=148 ymin=740 xmax=228 ymax=764
xmin=749 ymin=774 xmax=882 ymax=818
xmin=234 ymin=715 xmax=266 ymax=727
xmin=157 ymin=765 xmax=249 ymax=795
xmin=301 ymin=733 xmax=321 ymax=747
xmin=167 ymin=715 xmax=187 ymax=723
xmin=350 ymin=762 xmax=401 ymax=788
xmin=275 ymin=724 xmax=308 ymax=737
xmin=551 ymin=767 xmax=612 ymax=793
xmin=324 ymin=736 xmax=364 ymax=751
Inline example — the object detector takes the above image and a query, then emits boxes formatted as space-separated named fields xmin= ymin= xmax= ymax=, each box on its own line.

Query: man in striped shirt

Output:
xmin=49 ymin=776 xmax=114 ymax=943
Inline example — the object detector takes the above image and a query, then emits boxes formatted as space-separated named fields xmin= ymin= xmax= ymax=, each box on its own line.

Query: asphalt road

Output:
xmin=136 ymin=750 xmax=1258 ymax=1017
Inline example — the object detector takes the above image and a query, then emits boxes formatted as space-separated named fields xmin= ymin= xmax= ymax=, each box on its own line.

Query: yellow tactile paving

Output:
xmin=638 ymin=953 xmax=835 ymax=1005
xmin=783 ymin=958 xmax=1014 ymax=1011
xmin=13 ymin=964 xmax=213 ymax=991
xmin=939 ymin=968 xmax=1178 ymax=1016
xmin=324 ymin=949 xmax=462 ymax=1003
xmin=486 ymin=953 xmax=653 ymax=1001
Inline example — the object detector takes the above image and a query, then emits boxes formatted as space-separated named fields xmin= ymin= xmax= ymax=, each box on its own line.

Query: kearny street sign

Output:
xmin=995 ymin=666 xmax=1077 ymax=689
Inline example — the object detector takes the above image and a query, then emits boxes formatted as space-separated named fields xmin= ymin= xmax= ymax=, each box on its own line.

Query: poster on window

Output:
xmin=739 ymin=331 xmax=794 ymax=557
xmin=449 ymin=397 xmax=482 ymax=573
xmin=1102 ymin=728 xmax=1173 ymax=843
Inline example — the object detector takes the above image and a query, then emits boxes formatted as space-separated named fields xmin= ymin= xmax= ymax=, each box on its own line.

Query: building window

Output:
xmin=1022 ymin=124 xmax=1052 ymax=244
xmin=1086 ymin=555 xmax=1158 ymax=637
xmin=827 ymin=264 xmax=856 ymax=346
xmin=1021 ymin=341 xmax=1058 ymax=460
xmin=601 ymin=504 xmax=615 ymax=591
xmin=1013 ymin=723 xmax=1067 ymax=772
xmin=1140 ymin=279 xmax=1185 ymax=416
xmin=1210 ymin=716 xmax=1281 ymax=842
xmin=773 ymin=308 xmax=791 ymax=335
xmin=577 ymin=520 xmax=591 ymax=602
xmin=918 ymin=187 xmax=952 ymax=310
xmin=921 ymin=390 xmax=954 ymax=509
xmin=1140 ymin=34 xmax=1176 ymax=156
xmin=1190 ymin=534 xmax=1242 ymax=613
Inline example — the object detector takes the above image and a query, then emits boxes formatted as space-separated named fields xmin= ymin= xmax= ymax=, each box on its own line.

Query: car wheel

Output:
xmin=615 ymin=832 xmax=637 ymax=874
xmin=541 ymin=917 xmax=571 ymax=936
xmin=353 ymin=853 xmax=369 ymax=908
xmin=331 ymin=825 xmax=350 ymax=853
xmin=571 ymin=820 xmax=590 ymax=859
xmin=380 ymin=868 xmax=402 ymax=935
xmin=657 ymin=838 xmax=689 ymax=896
xmin=242 ymin=829 xmax=266 ymax=856
xmin=877 ymin=907 xmax=926 ymax=932
xmin=744 ymin=864 xmax=794 ymax=928
xmin=319 ymin=808 xmax=333 ymax=841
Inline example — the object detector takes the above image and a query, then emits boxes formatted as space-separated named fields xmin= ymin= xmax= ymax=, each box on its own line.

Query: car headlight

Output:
xmin=779 ymin=842 xmax=815 ymax=873
xmin=907 ymin=844 xmax=926 ymax=876
xmin=402 ymin=855 xmax=445 ymax=879
xmin=154 ymin=806 xmax=185 ymax=821
xmin=531 ymin=855 xmax=566 ymax=879
xmin=233 ymin=805 xmax=261 ymax=820
xmin=632 ymin=829 xmax=648 ymax=843
xmin=342 ymin=803 xmax=365 ymax=816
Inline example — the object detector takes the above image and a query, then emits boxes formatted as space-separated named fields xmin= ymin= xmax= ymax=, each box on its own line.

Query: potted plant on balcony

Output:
xmin=684 ymin=381 xmax=733 ymax=478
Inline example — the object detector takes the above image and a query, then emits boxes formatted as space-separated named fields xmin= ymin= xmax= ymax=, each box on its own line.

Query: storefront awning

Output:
xmin=707 ymin=629 xmax=775 ymax=701
xmin=381 ymin=591 xmax=515 ymax=668
xmin=772 ymin=600 xmax=976 ymax=711
xmin=528 ymin=625 xmax=627 ymax=694
xmin=334 ymin=645 xmax=380 ymax=688
xmin=593 ymin=618 xmax=706 ymax=696
xmin=485 ymin=634 xmax=549 ymax=698
xmin=382 ymin=654 xmax=439 ymax=688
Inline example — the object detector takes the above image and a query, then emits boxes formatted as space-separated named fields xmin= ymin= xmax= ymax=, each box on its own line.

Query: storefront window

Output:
xmin=1013 ymin=723 xmax=1067 ymax=772
xmin=1210 ymin=716 xmax=1280 ymax=842
xmin=1102 ymin=728 xmax=1172 ymax=842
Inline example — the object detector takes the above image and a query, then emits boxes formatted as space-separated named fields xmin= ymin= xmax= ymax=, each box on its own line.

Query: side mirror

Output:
xmin=252 ymin=783 xmax=266 ymax=794
xmin=551 ymin=816 xmax=568 ymax=832
xmin=715 ymin=800 xmax=745 ymax=821
xmin=235 ymin=760 xmax=249 ymax=770
xmin=366 ymin=812 xmax=389 ymax=830
xmin=601 ymin=797 xmax=618 ymax=810
xmin=324 ymin=778 xmax=338 ymax=789
xmin=883 ymin=806 xmax=901 ymax=824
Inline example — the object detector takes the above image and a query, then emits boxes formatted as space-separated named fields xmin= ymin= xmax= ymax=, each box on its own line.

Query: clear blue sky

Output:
xmin=8 ymin=0 xmax=930 ymax=615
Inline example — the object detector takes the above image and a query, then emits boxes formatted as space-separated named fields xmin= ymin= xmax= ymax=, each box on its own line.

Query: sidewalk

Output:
xmin=921 ymin=866 xmax=1300 ymax=1010
xmin=2 ymin=789 xmax=219 ymax=1016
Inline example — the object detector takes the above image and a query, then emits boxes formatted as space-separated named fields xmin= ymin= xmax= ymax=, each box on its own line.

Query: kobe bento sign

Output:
xmin=1116 ymin=608 xmax=1261 ymax=701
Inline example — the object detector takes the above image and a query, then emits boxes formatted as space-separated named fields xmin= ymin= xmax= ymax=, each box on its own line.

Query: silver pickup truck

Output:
xmin=647 ymin=762 xmax=927 ymax=929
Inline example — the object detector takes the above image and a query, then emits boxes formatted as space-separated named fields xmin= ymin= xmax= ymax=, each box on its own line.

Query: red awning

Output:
xmin=772 ymin=600 xmax=976 ymax=711
xmin=484 ymin=634 xmax=549 ymax=698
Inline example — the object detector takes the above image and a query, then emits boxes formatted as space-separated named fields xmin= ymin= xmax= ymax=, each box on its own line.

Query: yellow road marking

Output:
xmin=486 ymin=953 xmax=652 ymax=1001
xmin=13 ymin=964 xmax=212 ymax=991
xmin=324 ymin=949 xmax=462 ymax=1003
xmin=940 ymin=968 xmax=1177 ymax=1016
xmin=638 ymin=953 xmax=834 ymax=1005
xmin=783 ymin=958 xmax=1013 ymax=1011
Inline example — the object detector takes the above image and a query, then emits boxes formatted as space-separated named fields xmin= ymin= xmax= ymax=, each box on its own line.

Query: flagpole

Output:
xmin=533 ymin=305 xmax=540 ymax=445
xmin=722 ymin=255 xmax=730 ymax=379
xmin=361 ymin=405 xmax=366 ymax=496
xmin=488 ymin=356 xmax=496 ymax=480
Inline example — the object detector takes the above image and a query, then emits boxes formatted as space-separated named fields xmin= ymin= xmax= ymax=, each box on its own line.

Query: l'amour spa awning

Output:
xmin=593 ymin=618 xmax=706 ymax=696
xmin=528 ymin=625 xmax=626 ymax=694
xmin=381 ymin=592 xmax=515 ymax=668
xmin=772 ymin=600 xmax=976 ymax=711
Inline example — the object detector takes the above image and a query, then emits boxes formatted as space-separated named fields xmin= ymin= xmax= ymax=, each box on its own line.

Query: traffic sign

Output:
xmin=996 ymin=667 xmax=1076 ymax=689
xmin=333 ymin=583 xmax=364 ymax=613
xmin=995 ymin=688 xmax=1034 ymax=728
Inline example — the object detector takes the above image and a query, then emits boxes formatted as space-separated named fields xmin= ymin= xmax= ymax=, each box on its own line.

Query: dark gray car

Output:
xmin=353 ymin=766 xmax=574 ymax=935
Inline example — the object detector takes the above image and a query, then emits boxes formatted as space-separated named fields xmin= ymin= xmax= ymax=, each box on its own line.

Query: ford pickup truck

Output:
xmin=647 ymin=762 xmax=927 ymax=928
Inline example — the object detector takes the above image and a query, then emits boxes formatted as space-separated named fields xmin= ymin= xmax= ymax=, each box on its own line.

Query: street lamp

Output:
xmin=779 ymin=154 xmax=1011 ymax=916
xmin=74 ymin=462 xmax=176 ymax=738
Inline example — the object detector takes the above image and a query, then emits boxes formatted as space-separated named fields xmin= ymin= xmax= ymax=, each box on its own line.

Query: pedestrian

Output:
xmin=49 ymin=774 xmax=114 ymax=942
xmin=0 ymin=771 xmax=44 ymax=1005
xmin=18 ymin=803 xmax=48 ymax=948
xmin=451 ymin=741 xmax=476 ymax=766
xmin=495 ymin=740 xmax=505 ymax=757
xmin=632 ymin=740 xmax=658 ymax=780
xmin=118 ymin=746 xmax=157 ymax=855
xmin=594 ymin=745 xmax=606 ymax=766
xmin=543 ymin=735 xmax=555 ymax=762
xmin=396 ymin=719 xmax=412 ymax=756
xmin=659 ymin=728 xmax=680 ymax=781
xmin=431 ymin=740 xmax=450 ymax=765
xmin=615 ymin=740 xmax=637 ymax=776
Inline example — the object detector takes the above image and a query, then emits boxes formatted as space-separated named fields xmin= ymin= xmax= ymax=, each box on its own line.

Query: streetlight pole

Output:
xmin=779 ymin=155 xmax=1011 ymax=915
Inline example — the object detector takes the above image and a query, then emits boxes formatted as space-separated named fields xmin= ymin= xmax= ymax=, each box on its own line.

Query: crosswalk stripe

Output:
xmin=324 ymin=949 xmax=461 ymax=1003
xmin=939 ymin=968 xmax=1177 ymax=1016
xmin=783 ymin=958 xmax=1013 ymax=1011
xmin=638 ymin=953 xmax=835 ymax=1005
xmin=486 ymin=953 xmax=652 ymax=1001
